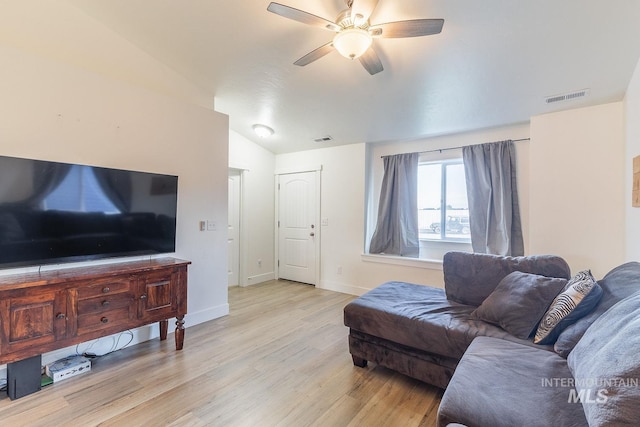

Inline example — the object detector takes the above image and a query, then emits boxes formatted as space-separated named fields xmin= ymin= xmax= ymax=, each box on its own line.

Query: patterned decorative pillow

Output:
xmin=534 ymin=270 xmax=603 ymax=345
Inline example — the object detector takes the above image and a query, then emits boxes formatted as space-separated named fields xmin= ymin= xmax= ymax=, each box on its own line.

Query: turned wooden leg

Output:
xmin=175 ymin=315 xmax=185 ymax=350
xmin=352 ymin=355 xmax=368 ymax=368
xmin=159 ymin=319 xmax=168 ymax=341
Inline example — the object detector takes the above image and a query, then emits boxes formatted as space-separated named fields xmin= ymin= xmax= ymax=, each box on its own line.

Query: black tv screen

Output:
xmin=0 ymin=155 xmax=178 ymax=268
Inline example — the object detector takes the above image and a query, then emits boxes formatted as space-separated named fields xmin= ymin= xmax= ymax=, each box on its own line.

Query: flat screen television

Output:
xmin=0 ymin=155 xmax=178 ymax=269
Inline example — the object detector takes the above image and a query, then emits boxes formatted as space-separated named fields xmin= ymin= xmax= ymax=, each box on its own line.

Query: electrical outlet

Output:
xmin=207 ymin=220 xmax=216 ymax=231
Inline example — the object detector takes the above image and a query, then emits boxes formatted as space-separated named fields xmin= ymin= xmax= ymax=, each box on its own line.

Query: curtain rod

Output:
xmin=381 ymin=138 xmax=530 ymax=158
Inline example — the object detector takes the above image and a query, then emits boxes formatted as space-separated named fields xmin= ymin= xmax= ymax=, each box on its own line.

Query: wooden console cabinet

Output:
xmin=0 ymin=258 xmax=189 ymax=365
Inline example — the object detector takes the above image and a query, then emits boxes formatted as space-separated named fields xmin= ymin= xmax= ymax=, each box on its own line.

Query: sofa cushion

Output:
xmin=567 ymin=290 xmax=640 ymax=426
xmin=437 ymin=336 xmax=588 ymax=427
xmin=443 ymin=251 xmax=571 ymax=306
xmin=344 ymin=281 xmax=552 ymax=361
xmin=472 ymin=271 xmax=567 ymax=339
xmin=554 ymin=262 xmax=640 ymax=357
xmin=534 ymin=270 xmax=602 ymax=345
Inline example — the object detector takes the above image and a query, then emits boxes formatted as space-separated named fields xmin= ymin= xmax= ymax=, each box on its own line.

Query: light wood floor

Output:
xmin=0 ymin=280 xmax=443 ymax=426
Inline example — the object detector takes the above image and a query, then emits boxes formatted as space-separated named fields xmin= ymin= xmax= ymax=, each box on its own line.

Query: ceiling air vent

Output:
xmin=313 ymin=136 xmax=333 ymax=143
xmin=545 ymin=89 xmax=590 ymax=104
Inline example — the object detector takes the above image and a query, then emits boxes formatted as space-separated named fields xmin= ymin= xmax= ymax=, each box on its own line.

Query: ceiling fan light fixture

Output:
xmin=253 ymin=124 xmax=274 ymax=138
xmin=333 ymin=28 xmax=372 ymax=60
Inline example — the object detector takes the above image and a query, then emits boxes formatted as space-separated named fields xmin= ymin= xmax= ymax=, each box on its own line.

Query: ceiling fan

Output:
xmin=267 ymin=0 xmax=444 ymax=75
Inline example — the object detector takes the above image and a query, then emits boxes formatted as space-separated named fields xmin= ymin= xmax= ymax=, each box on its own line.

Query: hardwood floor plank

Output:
xmin=0 ymin=280 xmax=443 ymax=426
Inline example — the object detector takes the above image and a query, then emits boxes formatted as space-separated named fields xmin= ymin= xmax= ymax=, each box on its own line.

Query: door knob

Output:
xmin=310 ymin=232 xmax=315 ymax=237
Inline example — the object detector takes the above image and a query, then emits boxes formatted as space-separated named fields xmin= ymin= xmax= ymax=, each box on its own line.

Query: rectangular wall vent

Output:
xmin=545 ymin=89 xmax=590 ymax=104
xmin=313 ymin=136 xmax=333 ymax=143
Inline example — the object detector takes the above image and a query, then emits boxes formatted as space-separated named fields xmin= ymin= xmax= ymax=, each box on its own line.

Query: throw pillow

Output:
xmin=534 ymin=270 xmax=603 ymax=345
xmin=554 ymin=262 xmax=640 ymax=358
xmin=567 ymin=290 xmax=640 ymax=426
xmin=471 ymin=271 xmax=567 ymax=339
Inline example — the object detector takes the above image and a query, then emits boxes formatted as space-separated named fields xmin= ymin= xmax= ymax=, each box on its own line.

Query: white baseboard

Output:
xmin=185 ymin=303 xmax=229 ymax=326
xmin=318 ymin=279 xmax=370 ymax=296
xmin=245 ymin=271 xmax=275 ymax=286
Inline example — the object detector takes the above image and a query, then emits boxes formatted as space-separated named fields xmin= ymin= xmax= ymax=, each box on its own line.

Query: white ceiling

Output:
xmin=69 ymin=0 xmax=640 ymax=154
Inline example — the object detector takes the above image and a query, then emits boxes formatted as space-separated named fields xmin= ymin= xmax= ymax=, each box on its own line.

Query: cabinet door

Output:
xmin=138 ymin=269 xmax=179 ymax=321
xmin=0 ymin=290 xmax=67 ymax=356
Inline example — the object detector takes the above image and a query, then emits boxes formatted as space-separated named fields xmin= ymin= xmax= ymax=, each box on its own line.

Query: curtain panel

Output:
xmin=463 ymin=140 xmax=524 ymax=256
xmin=369 ymin=153 xmax=420 ymax=257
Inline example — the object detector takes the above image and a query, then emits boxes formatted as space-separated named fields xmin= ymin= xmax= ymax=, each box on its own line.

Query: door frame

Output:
xmin=275 ymin=165 xmax=322 ymax=286
xmin=229 ymin=166 xmax=248 ymax=287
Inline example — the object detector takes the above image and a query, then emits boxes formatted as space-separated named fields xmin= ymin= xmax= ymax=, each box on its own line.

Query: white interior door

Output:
xmin=278 ymin=171 xmax=318 ymax=285
xmin=228 ymin=170 xmax=241 ymax=287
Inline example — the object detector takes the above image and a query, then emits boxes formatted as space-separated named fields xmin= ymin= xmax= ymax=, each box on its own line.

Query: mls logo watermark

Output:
xmin=541 ymin=377 xmax=639 ymax=404
xmin=567 ymin=388 xmax=608 ymax=404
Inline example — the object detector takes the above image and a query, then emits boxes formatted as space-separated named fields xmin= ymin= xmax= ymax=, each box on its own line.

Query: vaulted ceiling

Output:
xmin=69 ymin=0 xmax=640 ymax=153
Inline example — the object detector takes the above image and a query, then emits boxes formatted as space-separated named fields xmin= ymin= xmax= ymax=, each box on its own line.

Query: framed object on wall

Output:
xmin=634 ymin=156 xmax=640 ymax=207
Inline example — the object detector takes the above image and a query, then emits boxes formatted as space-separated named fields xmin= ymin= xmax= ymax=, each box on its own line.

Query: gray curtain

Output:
xmin=462 ymin=140 xmax=524 ymax=256
xmin=369 ymin=153 xmax=420 ymax=257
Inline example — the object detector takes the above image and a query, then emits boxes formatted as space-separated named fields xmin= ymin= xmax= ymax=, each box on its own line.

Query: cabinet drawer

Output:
xmin=77 ymin=277 xmax=132 ymax=300
xmin=77 ymin=293 xmax=135 ymax=315
xmin=77 ymin=302 xmax=136 ymax=334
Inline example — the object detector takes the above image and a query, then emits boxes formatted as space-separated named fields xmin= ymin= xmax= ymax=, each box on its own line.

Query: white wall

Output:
xmin=229 ymin=130 xmax=276 ymax=285
xmin=275 ymin=110 xmax=631 ymax=294
xmin=275 ymin=105 xmax=629 ymax=294
xmin=625 ymin=57 xmax=640 ymax=261
xmin=276 ymin=144 xmax=368 ymax=294
xmin=0 ymin=3 xmax=228 ymax=368
xmin=274 ymin=124 xmax=530 ymax=295
xmin=530 ymin=102 xmax=625 ymax=277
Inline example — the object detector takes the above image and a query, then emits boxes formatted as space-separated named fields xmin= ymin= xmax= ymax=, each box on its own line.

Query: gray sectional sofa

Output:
xmin=343 ymin=252 xmax=640 ymax=427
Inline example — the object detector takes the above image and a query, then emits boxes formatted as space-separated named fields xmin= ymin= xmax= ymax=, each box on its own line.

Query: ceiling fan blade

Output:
xmin=294 ymin=42 xmax=335 ymax=66
xmin=359 ymin=46 xmax=383 ymax=75
xmin=369 ymin=18 xmax=444 ymax=38
xmin=349 ymin=0 xmax=379 ymax=22
xmin=267 ymin=3 xmax=341 ymax=32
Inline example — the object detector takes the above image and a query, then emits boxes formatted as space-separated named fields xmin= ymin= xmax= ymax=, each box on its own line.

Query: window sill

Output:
xmin=361 ymin=253 xmax=443 ymax=270
xmin=420 ymin=237 xmax=471 ymax=244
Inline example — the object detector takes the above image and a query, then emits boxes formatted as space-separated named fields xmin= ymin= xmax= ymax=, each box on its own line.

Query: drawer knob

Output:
xmin=102 ymin=300 xmax=110 ymax=307
xmin=102 ymin=287 xmax=110 ymax=293
xmin=140 ymin=294 xmax=147 ymax=300
xmin=101 ymin=317 xmax=109 ymax=324
xmin=56 ymin=313 xmax=66 ymax=320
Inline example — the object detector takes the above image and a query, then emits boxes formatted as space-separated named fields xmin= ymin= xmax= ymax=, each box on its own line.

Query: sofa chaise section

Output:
xmin=343 ymin=252 xmax=571 ymax=389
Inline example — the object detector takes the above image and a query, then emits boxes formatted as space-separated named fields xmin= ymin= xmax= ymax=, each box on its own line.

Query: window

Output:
xmin=418 ymin=159 xmax=470 ymax=242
